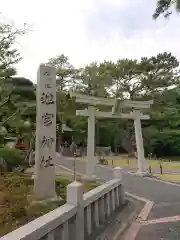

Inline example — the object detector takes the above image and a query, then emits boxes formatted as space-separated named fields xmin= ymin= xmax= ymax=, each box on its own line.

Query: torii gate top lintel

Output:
xmin=70 ymin=91 xmax=153 ymax=110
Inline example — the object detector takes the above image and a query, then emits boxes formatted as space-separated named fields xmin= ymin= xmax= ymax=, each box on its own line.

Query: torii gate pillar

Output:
xmin=133 ymin=109 xmax=148 ymax=175
xmin=85 ymin=105 xmax=97 ymax=180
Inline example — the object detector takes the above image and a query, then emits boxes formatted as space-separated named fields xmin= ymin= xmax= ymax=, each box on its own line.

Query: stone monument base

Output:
xmin=31 ymin=196 xmax=63 ymax=205
xmin=82 ymin=174 xmax=97 ymax=182
xmin=28 ymin=192 xmax=63 ymax=206
xmin=134 ymin=171 xmax=151 ymax=177
xmin=29 ymin=175 xmax=63 ymax=204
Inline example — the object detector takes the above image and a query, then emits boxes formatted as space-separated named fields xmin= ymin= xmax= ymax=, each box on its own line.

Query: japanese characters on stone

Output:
xmin=34 ymin=64 xmax=57 ymax=199
xmin=40 ymin=136 xmax=54 ymax=148
xmin=40 ymin=92 xmax=55 ymax=105
xmin=42 ymin=113 xmax=54 ymax=126
xmin=39 ymin=68 xmax=56 ymax=168
xmin=41 ymin=156 xmax=53 ymax=168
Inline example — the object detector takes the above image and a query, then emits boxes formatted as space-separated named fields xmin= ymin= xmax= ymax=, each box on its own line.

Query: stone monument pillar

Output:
xmin=34 ymin=64 xmax=57 ymax=200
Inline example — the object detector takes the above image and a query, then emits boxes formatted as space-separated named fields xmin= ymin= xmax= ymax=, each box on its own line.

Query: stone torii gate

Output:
xmin=70 ymin=92 xmax=153 ymax=178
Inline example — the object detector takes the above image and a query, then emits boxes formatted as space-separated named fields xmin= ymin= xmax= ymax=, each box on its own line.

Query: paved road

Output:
xmin=55 ymin=154 xmax=114 ymax=182
xmin=135 ymin=221 xmax=180 ymax=240
xmin=55 ymin=154 xmax=180 ymax=204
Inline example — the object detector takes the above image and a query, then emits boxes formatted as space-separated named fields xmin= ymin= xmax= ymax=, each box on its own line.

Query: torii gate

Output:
xmin=70 ymin=92 xmax=153 ymax=178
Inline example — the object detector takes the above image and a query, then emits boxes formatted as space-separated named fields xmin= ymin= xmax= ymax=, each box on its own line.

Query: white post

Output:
xmin=34 ymin=64 xmax=57 ymax=200
xmin=86 ymin=105 xmax=96 ymax=179
xmin=113 ymin=167 xmax=125 ymax=204
xmin=133 ymin=109 xmax=147 ymax=174
xmin=113 ymin=166 xmax=123 ymax=181
xmin=67 ymin=181 xmax=84 ymax=240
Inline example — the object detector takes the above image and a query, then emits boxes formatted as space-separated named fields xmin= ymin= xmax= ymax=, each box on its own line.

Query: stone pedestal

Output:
xmin=135 ymin=171 xmax=151 ymax=177
xmin=82 ymin=174 xmax=97 ymax=182
xmin=34 ymin=64 xmax=57 ymax=200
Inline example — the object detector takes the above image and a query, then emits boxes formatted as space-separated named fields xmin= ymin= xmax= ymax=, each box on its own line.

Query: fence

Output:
xmin=2 ymin=167 xmax=124 ymax=240
xmin=61 ymin=146 xmax=112 ymax=157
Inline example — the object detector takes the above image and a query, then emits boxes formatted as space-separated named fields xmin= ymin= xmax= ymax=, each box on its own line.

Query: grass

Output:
xmin=78 ymin=155 xmax=180 ymax=171
xmin=107 ymin=158 xmax=180 ymax=171
xmin=153 ymin=174 xmax=180 ymax=183
xmin=0 ymin=173 xmax=99 ymax=237
xmin=109 ymin=159 xmax=179 ymax=169
xmin=78 ymin=155 xmax=180 ymax=170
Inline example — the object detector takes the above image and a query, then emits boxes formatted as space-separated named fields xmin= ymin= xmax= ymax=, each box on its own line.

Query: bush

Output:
xmin=84 ymin=182 xmax=99 ymax=192
xmin=55 ymin=177 xmax=71 ymax=199
xmin=0 ymin=147 xmax=25 ymax=171
xmin=0 ymin=173 xmax=29 ymax=225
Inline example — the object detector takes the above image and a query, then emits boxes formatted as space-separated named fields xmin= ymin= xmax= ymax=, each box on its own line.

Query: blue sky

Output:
xmin=1 ymin=0 xmax=180 ymax=82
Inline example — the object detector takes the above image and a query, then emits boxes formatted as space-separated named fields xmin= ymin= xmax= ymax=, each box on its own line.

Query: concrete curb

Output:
xmin=125 ymin=192 xmax=154 ymax=221
xmin=55 ymin=164 xmax=102 ymax=182
xmin=116 ymin=192 xmax=154 ymax=240
xmin=112 ymin=199 xmax=142 ymax=240
xmin=55 ymin=164 xmax=82 ymax=177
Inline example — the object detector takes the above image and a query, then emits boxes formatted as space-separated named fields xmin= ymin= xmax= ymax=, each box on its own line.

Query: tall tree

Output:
xmin=78 ymin=62 xmax=112 ymax=97
xmin=139 ymin=52 xmax=179 ymax=96
xmin=107 ymin=52 xmax=179 ymax=100
xmin=153 ymin=0 xmax=180 ymax=19
xmin=0 ymin=17 xmax=30 ymax=134
xmin=48 ymin=54 xmax=78 ymax=150
xmin=48 ymin=54 xmax=79 ymax=91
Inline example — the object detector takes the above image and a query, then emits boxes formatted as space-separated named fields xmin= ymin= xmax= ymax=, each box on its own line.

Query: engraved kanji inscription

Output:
xmin=45 ymin=83 xmax=52 ymax=89
xmin=40 ymin=136 xmax=54 ymax=148
xmin=41 ymin=156 xmax=54 ymax=167
xmin=44 ymin=71 xmax=50 ymax=76
xmin=42 ymin=113 xmax=54 ymax=126
xmin=40 ymin=92 xmax=55 ymax=105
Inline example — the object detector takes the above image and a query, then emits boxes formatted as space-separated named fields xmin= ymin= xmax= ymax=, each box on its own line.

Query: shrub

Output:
xmin=55 ymin=177 xmax=71 ymax=199
xmin=0 ymin=173 xmax=29 ymax=225
xmin=84 ymin=182 xmax=99 ymax=192
xmin=0 ymin=147 xmax=25 ymax=171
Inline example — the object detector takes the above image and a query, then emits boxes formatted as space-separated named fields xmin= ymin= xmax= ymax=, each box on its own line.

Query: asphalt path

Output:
xmin=55 ymin=154 xmax=180 ymax=204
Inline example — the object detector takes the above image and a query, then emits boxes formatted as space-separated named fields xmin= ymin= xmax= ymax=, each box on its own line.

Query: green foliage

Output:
xmin=0 ymin=173 xmax=29 ymax=227
xmin=26 ymin=203 xmax=57 ymax=220
xmin=153 ymin=0 xmax=180 ymax=19
xmin=144 ymin=128 xmax=180 ymax=157
xmin=97 ymin=52 xmax=179 ymax=100
xmin=0 ymin=17 xmax=34 ymax=135
xmin=55 ymin=177 xmax=71 ymax=199
xmin=0 ymin=147 xmax=25 ymax=171
xmin=79 ymin=62 xmax=112 ymax=97
xmin=84 ymin=182 xmax=99 ymax=192
xmin=48 ymin=54 xmax=79 ymax=91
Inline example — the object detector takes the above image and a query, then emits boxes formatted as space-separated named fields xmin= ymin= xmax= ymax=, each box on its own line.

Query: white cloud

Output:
xmin=1 ymin=0 xmax=180 ymax=82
